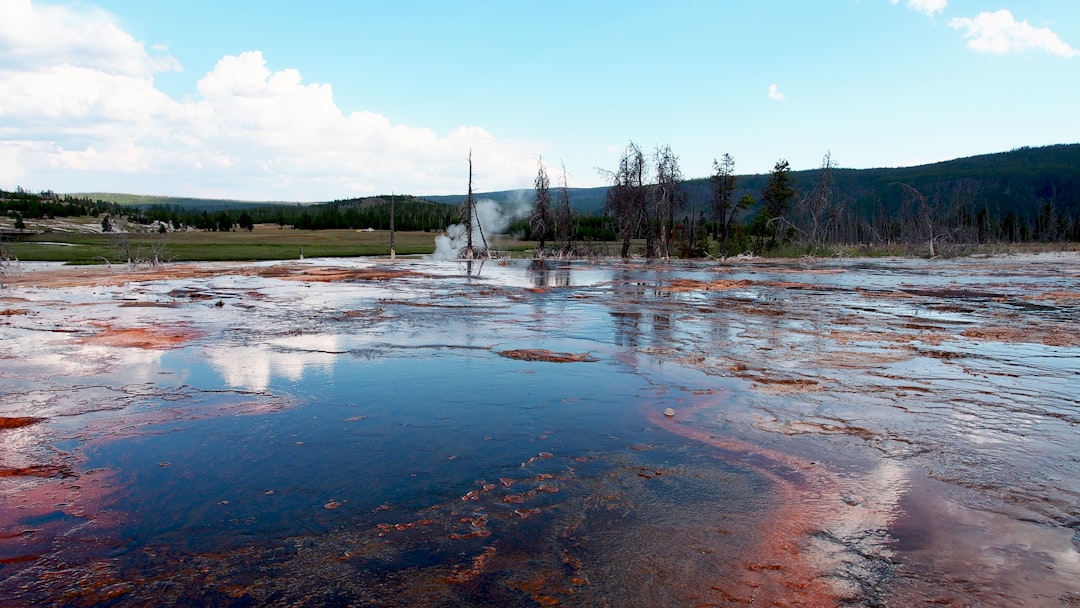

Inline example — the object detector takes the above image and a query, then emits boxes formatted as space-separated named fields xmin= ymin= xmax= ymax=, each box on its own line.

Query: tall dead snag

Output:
xmin=458 ymin=150 xmax=489 ymax=259
xmin=1 ymin=241 xmax=18 ymax=277
xmin=461 ymin=151 xmax=475 ymax=259
xmin=794 ymin=152 xmax=837 ymax=250
xmin=896 ymin=182 xmax=948 ymax=257
xmin=599 ymin=142 xmax=647 ymax=259
xmin=710 ymin=153 xmax=741 ymax=249
xmin=554 ymin=162 xmax=575 ymax=254
xmin=530 ymin=157 xmax=553 ymax=255
xmin=652 ymin=144 xmax=683 ymax=259
xmin=390 ymin=192 xmax=396 ymax=260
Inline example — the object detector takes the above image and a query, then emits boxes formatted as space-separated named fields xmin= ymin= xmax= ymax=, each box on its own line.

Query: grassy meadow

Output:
xmin=5 ymin=224 xmax=524 ymax=263
xmin=6 ymin=219 xmax=1073 ymax=265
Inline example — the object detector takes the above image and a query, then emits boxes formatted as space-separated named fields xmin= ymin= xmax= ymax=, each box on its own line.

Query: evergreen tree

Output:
xmin=761 ymin=159 xmax=796 ymax=242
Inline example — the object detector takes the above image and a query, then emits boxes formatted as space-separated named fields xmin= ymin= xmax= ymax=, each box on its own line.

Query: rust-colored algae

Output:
xmin=647 ymin=391 xmax=845 ymax=606
xmin=0 ymin=417 xmax=43 ymax=430
xmin=0 ymin=464 xmax=74 ymax=478
xmin=0 ymin=261 xmax=419 ymax=290
xmin=264 ymin=265 xmax=417 ymax=282
xmin=659 ymin=278 xmax=753 ymax=292
xmin=962 ymin=325 xmax=1080 ymax=347
xmin=78 ymin=322 xmax=205 ymax=349
xmin=3 ymin=255 xmax=1078 ymax=606
xmin=498 ymin=349 xmax=598 ymax=363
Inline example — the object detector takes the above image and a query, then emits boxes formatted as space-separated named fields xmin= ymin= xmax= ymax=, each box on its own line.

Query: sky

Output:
xmin=1 ymin=0 xmax=1078 ymax=201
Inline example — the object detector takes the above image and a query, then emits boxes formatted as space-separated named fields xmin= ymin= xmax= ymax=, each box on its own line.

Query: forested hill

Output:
xmin=64 ymin=144 xmax=1080 ymax=223
xmin=73 ymin=192 xmax=295 ymax=211
xmin=444 ymin=144 xmax=1080 ymax=219
xmin=24 ymin=143 xmax=1079 ymax=234
xmin=802 ymin=144 xmax=1080 ymax=220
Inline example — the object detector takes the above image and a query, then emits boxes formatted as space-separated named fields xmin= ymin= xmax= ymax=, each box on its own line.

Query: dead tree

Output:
xmin=461 ymin=151 xmax=475 ymax=259
xmin=710 ymin=153 xmax=741 ymax=248
xmin=896 ymin=182 xmax=950 ymax=257
xmin=111 ymin=232 xmax=133 ymax=266
xmin=147 ymin=231 xmax=170 ymax=266
xmin=652 ymin=144 xmax=683 ymax=259
xmin=530 ymin=157 xmax=553 ymax=254
xmin=459 ymin=150 xmax=489 ymax=259
xmin=0 ymin=241 xmax=17 ymax=278
xmin=599 ymin=142 xmax=647 ymax=259
xmin=554 ymin=162 xmax=575 ymax=254
xmin=794 ymin=152 xmax=837 ymax=250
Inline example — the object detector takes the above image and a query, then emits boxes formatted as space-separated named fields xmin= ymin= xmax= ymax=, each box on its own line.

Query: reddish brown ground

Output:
xmin=78 ymin=322 xmax=206 ymax=349
xmin=3 ymin=257 xmax=1076 ymax=605
xmin=0 ymin=417 xmax=43 ymax=430
xmin=497 ymin=349 xmax=598 ymax=363
xmin=647 ymin=393 xmax=845 ymax=607
xmin=659 ymin=278 xmax=753 ymax=292
xmin=961 ymin=325 xmax=1080 ymax=347
xmin=1 ymin=261 xmax=419 ymax=290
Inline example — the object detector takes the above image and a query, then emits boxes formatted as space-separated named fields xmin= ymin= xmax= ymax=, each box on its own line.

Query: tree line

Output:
xmin=561 ymin=142 xmax=1080 ymax=259
xmin=133 ymin=196 xmax=461 ymax=232
xmin=6 ymin=140 xmax=1078 ymax=257
xmin=1 ymin=188 xmax=123 ymax=228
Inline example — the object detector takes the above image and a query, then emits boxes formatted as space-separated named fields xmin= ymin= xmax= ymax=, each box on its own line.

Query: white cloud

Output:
xmin=948 ymin=10 xmax=1078 ymax=58
xmin=768 ymin=83 xmax=786 ymax=102
xmin=0 ymin=0 xmax=180 ymax=76
xmin=908 ymin=0 xmax=946 ymax=16
xmin=0 ymin=0 xmax=542 ymax=199
xmin=890 ymin=0 xmax=947 ymax=17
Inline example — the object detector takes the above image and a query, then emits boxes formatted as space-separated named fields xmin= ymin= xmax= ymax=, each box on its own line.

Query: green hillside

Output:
xmin=73 ymin=192 xmax=299 ymax=211
xmin=5 ymin=143 xmax=1076 ymax=253
xmin=428 ymin=144 xmax=1080 ymax=222
xmin=71 ymin=144 xmax=1080 ymax=223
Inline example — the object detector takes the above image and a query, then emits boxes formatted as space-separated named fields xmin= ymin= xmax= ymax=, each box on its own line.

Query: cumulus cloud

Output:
xmin=768 ymin=83 xmax=786 ymax=102
xmin=0 ymin=0 xmax=541 ymax=199
xmin=0 ymin=0 xmax=181 ymax=75
xmin=890 ymin=0 xmax=947 ymax=17
xmin=948 ymin=10 xmax=1078 ymax=58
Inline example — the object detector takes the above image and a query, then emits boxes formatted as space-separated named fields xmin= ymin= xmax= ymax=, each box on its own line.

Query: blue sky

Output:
xmin=1 ymin=0 xmax=1078 ymax=201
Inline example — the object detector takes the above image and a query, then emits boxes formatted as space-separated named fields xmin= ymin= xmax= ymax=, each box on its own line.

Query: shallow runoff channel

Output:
xmin=1 ymin=254 xmax=1078 ymax=606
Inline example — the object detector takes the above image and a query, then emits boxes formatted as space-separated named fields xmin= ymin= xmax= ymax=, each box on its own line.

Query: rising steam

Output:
xmin=431 ymin=195 xmax=530 ymax=260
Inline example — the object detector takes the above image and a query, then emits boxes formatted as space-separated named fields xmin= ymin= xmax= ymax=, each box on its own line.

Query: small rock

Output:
xmin=663 ymin=408 xmax=676 ymax=418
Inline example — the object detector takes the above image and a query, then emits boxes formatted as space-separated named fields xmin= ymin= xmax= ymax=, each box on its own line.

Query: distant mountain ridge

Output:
xmin=73 ymin=144 xmax=1080 ymax=221
xmin=71 ymin=192 xmax=297 ymax=211
xmin=433 ymin=144 xmax=1080 ymax=219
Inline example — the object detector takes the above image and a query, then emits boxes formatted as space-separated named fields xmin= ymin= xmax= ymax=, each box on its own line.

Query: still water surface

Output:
xmin=2 ymin=256 xmax=1078 ymax=605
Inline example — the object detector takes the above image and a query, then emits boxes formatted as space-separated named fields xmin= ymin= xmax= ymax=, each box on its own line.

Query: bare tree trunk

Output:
xmin=555 ymin=162 xmax=575 ymax=253
xmin=462 ymin=151 xmax=474 ymax=259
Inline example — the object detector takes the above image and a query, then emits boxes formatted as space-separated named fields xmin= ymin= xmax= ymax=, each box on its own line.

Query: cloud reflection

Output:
xmin=206 ymin=334 xmax=341 ymax=391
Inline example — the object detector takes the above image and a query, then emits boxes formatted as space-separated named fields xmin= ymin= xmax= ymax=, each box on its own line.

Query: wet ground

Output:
xmin=1 ymin=253 xmax=1078 ymax=606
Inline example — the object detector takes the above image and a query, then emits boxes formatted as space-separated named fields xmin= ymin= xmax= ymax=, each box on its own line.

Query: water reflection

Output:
xmin=206 ymin=334 xmax=341 ymax=391
xmin=2 ymin=255 xmax=1079 ymax=606
xmin=527 ymin=259 xmax=572 ymax=288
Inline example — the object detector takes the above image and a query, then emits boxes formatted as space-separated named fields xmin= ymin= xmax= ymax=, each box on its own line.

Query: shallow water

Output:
xmin=1 ymin=255 xmax=1079 ymax=606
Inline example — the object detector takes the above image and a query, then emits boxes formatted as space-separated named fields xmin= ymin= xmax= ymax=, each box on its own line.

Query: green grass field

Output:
xmin=9 ymin=220 xmax=1069 ymax=264
xmin=6 ymin=224 xmax=531 ymax=263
